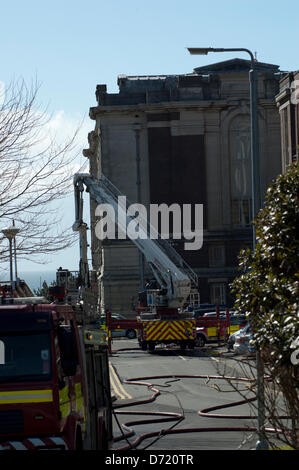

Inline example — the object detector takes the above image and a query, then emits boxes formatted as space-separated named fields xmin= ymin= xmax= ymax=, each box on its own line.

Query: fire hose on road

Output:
xmin=112 ymin=372 xmax=286 ymax=451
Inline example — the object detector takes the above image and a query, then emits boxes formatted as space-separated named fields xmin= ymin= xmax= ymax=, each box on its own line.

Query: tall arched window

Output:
xmin=229 ymin=116 xmax=252 ymax=226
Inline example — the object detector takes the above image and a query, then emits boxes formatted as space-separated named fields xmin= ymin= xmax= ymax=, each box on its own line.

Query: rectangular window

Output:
xmin=209 ymin=245 xmax=225 ymax=267
xmin=282 ymin=107 xmax=290 ymax=169
xmin=232 ymin=199 xmax=252 ymax=226
xmin=230 ymin=117 xmax=252 ymax=226
xmin=0 ymin=332 xmax=52 ymax=382
xmin=210 ymin=283 xmax=226 ymax=305
xmin=187 ymin=290 xmax=200 ymax=308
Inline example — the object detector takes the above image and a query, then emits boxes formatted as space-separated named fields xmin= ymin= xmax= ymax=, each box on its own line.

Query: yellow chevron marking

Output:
xmin=144 ymin=320 xmax=194 ymax=341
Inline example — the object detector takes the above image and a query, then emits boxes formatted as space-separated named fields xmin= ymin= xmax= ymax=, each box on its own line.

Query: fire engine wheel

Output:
xmin=75 ymin=427 xmax=83 ymax=450
xmin=100 ymin=424 xmax=108 ymax=450
xmin=140 ymin=341 xmax=148 ymax=351
xmin=179 ymin=341 xmax=187 ymax=351
xmin=180 ymin=340 xmax=195 ymax=350
xmin=148 ymin=341 xmax=155 ymax=352
xmin=196 ymin=334 xmax=206 ymax=347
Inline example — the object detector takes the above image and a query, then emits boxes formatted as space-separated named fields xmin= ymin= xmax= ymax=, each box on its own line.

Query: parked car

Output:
xmin=229 ymin=312 xmax=248 ymax=326
xmin=203 ymin=311 xmax=227 ymax=319
xmin=192 ymin=305 xmax=227 ymax=319
xmin=202 ymin=311 xmax=247 ymax=323
xmin=233 ymin=324 xmax=255 ymax=355
xmin=92 ymin=314 xmax=137 ymax=339
xmin=227 ymin=324 xmax=250 ymax=350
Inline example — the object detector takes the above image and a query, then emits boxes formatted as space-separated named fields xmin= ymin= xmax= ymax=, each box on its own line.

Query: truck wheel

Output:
xmin=180 ymin=341 xmax=187 ymax=351
xmin=197 ymin=334 xmax=206 ymax=347
xmin=148 ymin=341 xmax=155 ymax=352
xmin=100 ymin=425 xmax=108 ymax=450
xmin=75 ymin=427 xmax=83 ymax=450
xmin=140 ymin=341 xmax=147 ymax=351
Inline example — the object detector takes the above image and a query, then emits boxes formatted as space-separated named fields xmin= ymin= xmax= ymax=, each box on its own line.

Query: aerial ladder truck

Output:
xmin=73 ymin=173 xmax=200 ymax=352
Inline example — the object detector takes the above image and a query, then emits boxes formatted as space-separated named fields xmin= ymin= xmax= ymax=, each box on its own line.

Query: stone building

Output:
xmin=276 ymin=71 xmax=299 ymax=171
xmin=83 ymin=58 xmax=283 ymax=315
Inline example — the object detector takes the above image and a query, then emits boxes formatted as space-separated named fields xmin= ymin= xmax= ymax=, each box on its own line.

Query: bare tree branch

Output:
xmin=0 ymin=77 xmax=85 ymax=266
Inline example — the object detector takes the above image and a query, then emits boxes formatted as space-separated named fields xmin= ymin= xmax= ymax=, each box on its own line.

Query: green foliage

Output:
xmin=33 ymin=280 xmax=55 ymax=299
xmin=231 ymin=162 xmax=299 ymax=367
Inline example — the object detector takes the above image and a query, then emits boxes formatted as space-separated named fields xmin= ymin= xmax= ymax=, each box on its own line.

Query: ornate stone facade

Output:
xmin=84 ymin=58 xmax=283 ymax=315
xmin=276 ymin=71 xmax=299 ymax=171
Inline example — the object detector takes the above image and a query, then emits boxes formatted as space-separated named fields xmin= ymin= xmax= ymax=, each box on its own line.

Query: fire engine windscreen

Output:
xmin=0 ymin=332 xmax=52 ymax=382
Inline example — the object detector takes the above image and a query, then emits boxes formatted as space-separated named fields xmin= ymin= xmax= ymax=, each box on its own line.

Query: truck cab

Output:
xmin=0 ymin=303 xmax=112 ymax=450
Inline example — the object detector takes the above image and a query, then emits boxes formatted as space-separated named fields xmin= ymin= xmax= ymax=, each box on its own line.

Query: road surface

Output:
xmin=109 ymin=338 xmax=259 ymax=451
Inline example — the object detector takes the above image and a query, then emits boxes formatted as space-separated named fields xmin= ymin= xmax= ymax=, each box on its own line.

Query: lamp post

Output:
xmin=1 ymin=223 xmax=20 ymax=286
xmin=188 ymin=47 xmax=267 ymax=450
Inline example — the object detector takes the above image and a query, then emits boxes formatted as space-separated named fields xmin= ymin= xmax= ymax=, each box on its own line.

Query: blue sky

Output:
xmin=1 ymin=0 xmax=298 ymax=275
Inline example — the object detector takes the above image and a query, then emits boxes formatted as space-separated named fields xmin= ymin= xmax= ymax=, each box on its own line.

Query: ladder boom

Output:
xmin=73 ymin=173 xmax=199 ymax=308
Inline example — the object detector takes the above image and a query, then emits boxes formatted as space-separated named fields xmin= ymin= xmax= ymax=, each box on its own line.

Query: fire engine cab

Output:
xmin=0 ymin=301 xmax=112 ymax=450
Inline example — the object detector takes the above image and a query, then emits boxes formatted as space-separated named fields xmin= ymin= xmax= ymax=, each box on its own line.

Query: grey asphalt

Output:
xmin=109 ymin=339 xmax=259 ymax=451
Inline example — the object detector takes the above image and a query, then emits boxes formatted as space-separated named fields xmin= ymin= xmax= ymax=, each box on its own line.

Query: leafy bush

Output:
xmin=231 ymin=162 xmax=299 ymax=449
xmin=232 ymin=162 xmax=299 ymax=366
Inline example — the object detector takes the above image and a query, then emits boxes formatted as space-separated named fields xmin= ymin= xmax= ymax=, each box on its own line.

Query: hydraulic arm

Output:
xmin=73 ymin=173 xmax=199 ymax=309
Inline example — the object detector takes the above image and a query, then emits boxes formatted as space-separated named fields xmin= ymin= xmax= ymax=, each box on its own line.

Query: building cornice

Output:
xmin=90 ymin=100 xmax=238 ymax=119
xmin=90 ymin=98 xmax=277 ymax=119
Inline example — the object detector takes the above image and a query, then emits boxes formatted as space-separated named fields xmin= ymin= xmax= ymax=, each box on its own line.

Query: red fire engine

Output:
xmin=0 ymin=301 xmax=112 ymax=450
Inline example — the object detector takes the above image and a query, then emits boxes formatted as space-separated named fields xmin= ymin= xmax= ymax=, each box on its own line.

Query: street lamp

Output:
xmin=188 ymin=47 xmax=267 ymax=450
xmin=1 ymin=223 xmax=20 ymax=285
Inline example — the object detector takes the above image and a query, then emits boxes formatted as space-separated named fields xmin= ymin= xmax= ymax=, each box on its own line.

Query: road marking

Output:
xmin=210 ymin=357 xmax=254 ymax=389
xmin=109 ymin=371 xmax=126 ymax=400
xmin=109 ymin=363 xmax=132 ymax=400
xmin=179 ymin=355 xmax=187 ymax=361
